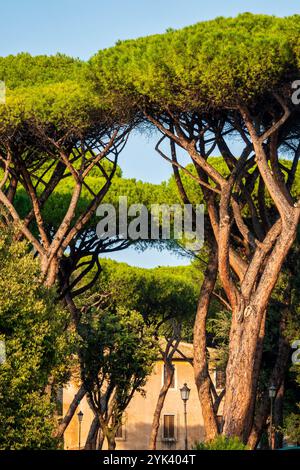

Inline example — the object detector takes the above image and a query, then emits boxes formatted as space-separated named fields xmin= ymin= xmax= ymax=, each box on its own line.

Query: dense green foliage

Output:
xmin=0 ymin=53 xmax=119 ymax=136
xmin=0 ymin=229 xmax=73 ymax=449
xmin=78 ymin=303 xmax=157 ymax=446
xmin=89 ymin=13 xmax=300 ymax=111
xmin=79 ymin=306 xmax=157 ymax=398
xmin=193 ymin=435 xmax=248 ymax=450
xmin=0 ymin=53 xmax=83 ymax=89
xmin=86 ymin=258 xmax=200 ymax=334
xmin=283 ymin=411 xmax=300 ymax=444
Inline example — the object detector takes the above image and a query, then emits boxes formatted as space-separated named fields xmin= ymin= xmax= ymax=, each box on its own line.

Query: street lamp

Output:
xmin=180 ymin=383 xmax=190 ymax=450
xmin=77 ymin=410 xmax=84 ymax=450
xmin=268 ymin=384 xmax=276 ymax=450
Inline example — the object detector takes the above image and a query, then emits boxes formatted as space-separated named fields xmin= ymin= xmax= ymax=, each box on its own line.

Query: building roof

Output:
xmin=158 ymin=339 xmax=217 ymax=365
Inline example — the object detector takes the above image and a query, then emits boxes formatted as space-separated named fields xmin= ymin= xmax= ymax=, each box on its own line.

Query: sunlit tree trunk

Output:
xmin=149 ymin=358 xmax=175 ymax=450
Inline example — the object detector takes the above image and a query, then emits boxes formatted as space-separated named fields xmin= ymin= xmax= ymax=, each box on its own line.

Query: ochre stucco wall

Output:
xmin=63 ymin=360 xmax=207 ymax=450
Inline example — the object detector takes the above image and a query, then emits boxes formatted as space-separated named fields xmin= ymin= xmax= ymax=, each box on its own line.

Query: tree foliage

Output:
xmin=89 ymin=13 xmax=300 ymax=110
xmin=78 ymin=302 xmax=157 ymax=449
xmin=94 ymin=258 xmax=200 ymax=327
xmin=0 ymin=228 xmax=73 ymax=449
xmin=87 ymin=12 xmax=300 ymax=443
xmin=193 ymin=435 xmax=248 ymax=450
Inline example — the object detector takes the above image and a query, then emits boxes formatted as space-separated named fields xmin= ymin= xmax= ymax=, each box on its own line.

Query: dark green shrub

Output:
xmin=193 ymin=435 xmax=248 ymax=450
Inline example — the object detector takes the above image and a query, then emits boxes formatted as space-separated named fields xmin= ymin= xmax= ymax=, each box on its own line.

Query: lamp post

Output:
xmin=269 ymin=384 xmax=276 ymax=450
xmin=180 ymin=383 xmax=190 ymax=450
xmin=77 ymin=410 xmax=84 ymax=450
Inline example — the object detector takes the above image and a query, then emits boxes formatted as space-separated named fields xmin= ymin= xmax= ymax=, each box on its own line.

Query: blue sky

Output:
xmin=1 ymin=1 xmax=299 ymax=59
xmin=1 ymin=1 xmax=299 ymax=267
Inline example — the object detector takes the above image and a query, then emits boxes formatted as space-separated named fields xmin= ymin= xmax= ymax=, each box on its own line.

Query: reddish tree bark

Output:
xmin=149 ymin=337 xmax=180 ymax=450
xmin=54 ymin=384 xmax=86 ymax=440
xmin=146 ymin=95 xmax=300 ymax=443
xmin=193 ymin=249 xmax=219 ymax=441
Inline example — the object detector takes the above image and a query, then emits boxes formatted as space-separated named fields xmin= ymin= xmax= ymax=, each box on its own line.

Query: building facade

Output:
xmin=62 ymin=342 xmax=223 ymax=450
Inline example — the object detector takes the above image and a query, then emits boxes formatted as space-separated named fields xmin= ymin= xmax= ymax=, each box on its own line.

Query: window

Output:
xmin=56 ymin=387 xmax=63 ymax=417
xmin=215 ymin=369 xmax=226 ymax=389
xmin=163 ymin=364 xmax=175 ymax=389
xmin=163 ymin=415 xmax=175 ymax=440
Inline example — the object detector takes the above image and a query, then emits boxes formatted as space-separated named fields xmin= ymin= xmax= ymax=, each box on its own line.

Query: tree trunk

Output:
xmin=45 ymin=257 xmax=59 ymax=287
xmin=273 ymin=381 xmax=284 ymax=449
xmin=84 ymin=416 xmax=100 ymax=450
xmin=107 ymin=434 xmax=116 ymax=450
xmin=222 ymin=303 xmax=266 ymax=442
xmin=193 ymin=249 xmax=219 ymax=441
xmin=149 ymin=359 xmax=175 ymax=450
xmin=223 ymin=221 xmax=298 ymax=442
xmin=97 ymin=428 xmax=105 ymax=450
xmin=247 ymin=356 xmax=289 ymax=449
xmin=54 ymin=384 xmax=86 ymax=439
xmin=247 ymin=302 xmax=291 ymax=449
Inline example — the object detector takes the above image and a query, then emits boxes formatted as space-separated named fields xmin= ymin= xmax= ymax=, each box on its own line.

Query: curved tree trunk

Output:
xmin=97 ymin=428 xmax=105 ymax=450
xmin=84 ymin=416 xmax=99 ymax=450
xmin=43 ymin=256 xmax=60 ymax=288
xmin=149 ymin=359 xmax=175 ymax=450
xmin=54 ymin=384 xmax=86 ymax=440
xmin=223 ymin=217 xmax=299 ymax=442
xmin=193 ymin=249 xmax=219 ymax=441
xmin=247 ymin=305 xmax=290 ymax=449
xmin=222 ymin=303 xmax=266 ymax=441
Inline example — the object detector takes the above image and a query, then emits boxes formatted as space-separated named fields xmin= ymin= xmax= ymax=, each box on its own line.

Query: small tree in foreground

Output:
xmin=93 ymin=259 xmax=199 ymax=449
xmin=78 ymin=301 xmax=157 ymax=450
xmin=0 ymin=227 xmax=73 ymax=449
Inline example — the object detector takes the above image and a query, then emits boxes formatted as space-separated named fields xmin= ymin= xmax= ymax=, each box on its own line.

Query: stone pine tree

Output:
xmin=0 ymin=55 xmax=178 ymax=442
xmin=0 ymin=55 xmax=134 ymax=440
xmin=90 ymin=13 xmax=300 ymax=444
xmin=94 ymin=260 xmax=198 ymax=449
xmin=0 ymin=54 xmax=133 ymax=289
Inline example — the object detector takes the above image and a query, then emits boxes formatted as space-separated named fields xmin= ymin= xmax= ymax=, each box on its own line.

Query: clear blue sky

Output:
xmin=1 ymin=1 xmax=299 ymax=267
xmin=1 ymin=1 xmax=299 ymax=59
